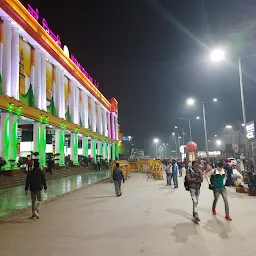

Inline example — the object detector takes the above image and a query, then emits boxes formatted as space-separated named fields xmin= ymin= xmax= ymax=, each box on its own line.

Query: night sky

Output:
xmin=23 ymin=0 xmax=256 ymax=155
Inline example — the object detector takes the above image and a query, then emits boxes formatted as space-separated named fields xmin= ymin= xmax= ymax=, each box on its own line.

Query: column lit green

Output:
xmin=9 ymin=117 xmax=18 ymax=167
xmin=93 ymin=140 xmax=97 ymax=163
xmin=83 ymin=137 xmax=89 ymax=157
xmin=115 ymin=144 xmax=119 ymax=160
xmin=40 ymin=124 xmax=46 ymax=166
xmin=4 ymin=116 xmax=10 ymax=168
xmin=73 ymin=134 xmax=79 ymax=165
xmin=112 ymin=143 xmax=115 ymax=160
xmin=59 ymin=131 xmax=65 ymax=166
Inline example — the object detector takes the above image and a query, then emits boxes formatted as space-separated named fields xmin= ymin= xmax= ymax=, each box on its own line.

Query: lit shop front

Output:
xmin=0 ymin=0 xmax=119 ymax=169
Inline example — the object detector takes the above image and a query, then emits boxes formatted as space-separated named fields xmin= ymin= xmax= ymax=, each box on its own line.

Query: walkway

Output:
xmin=0 ymin=170 xmax=111 ymax=217
xmin=1 ymin=173 xmax=256 ymax=256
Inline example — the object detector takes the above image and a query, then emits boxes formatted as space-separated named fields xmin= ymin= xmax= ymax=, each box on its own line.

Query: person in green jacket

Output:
xmin=207 ymin=162 xmax=232 ymax=221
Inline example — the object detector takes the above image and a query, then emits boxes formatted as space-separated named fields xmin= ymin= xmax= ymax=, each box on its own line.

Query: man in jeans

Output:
xmin=165 ymin=162 xmax=172 ymax=186
xmin=186 ymin=161 xmax=203 ymax=221
xmin=172 ymin=160 xmax=179 ymax=188
xmin=25 ymin=160 xmax=47 ymax=219
xmin=112 ymin=162 xmax=125 ymax=197
xmin=207 ymin=162 xmax=232 ymax=221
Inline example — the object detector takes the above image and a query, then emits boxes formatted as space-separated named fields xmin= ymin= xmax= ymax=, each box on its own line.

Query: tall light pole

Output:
xmin=172 ymin=132 xmax=178 ymax=157
xmin=175 ymin=126 xmax=185 ymax=145
xmin=187 ymin=98 xmax=218 ymax=157
xmin=210 ymin=48 xmax=252 ymax=158
xmin=180 ymin=117 xmax=200 ymax=141
xmin=153 ymin=138 xmax=159 ymax=158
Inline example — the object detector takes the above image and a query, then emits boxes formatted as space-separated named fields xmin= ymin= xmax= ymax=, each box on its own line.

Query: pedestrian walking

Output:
xmin=25 ymin=160 xmax=47 ymax=219
xmin=224 ymin=159 xmax=233 ymax=186
xmin=172 ymin=159 xmax=179 ymax=188
xmin=207 ymin=162 xmax=232 ymax=221
xmin=112 ymin=162 xmax=125 ymax=197
xmin=165 ymin=162 xmax=172 ymax=186
xmin=185 ymin=161 xmax=203 ymax=222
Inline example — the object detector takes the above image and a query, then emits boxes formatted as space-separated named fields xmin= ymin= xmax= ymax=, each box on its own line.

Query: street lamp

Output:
xmin=215 ymin=134 xmax=218 ymax=137
xmin=210 ymin=48 xmax=252 ymax=158
xmin=186 ymin=97 xmax=218 ymax=157
xmin=175 ymin=126 xmax=185 ymax=145
xmin=172 ymin=132 xmax=178 ymax=157
xmin=180 ymin=117 xmax=201 ymax=141
xmin=216 ymin=140 xmax=222 ymax=146
xmin=153 ymin=138 xmax=159 ymax=158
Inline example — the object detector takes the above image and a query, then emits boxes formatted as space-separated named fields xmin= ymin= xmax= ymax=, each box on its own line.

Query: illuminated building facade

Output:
xmin=0 ymin=0 xmax=119 ymax=169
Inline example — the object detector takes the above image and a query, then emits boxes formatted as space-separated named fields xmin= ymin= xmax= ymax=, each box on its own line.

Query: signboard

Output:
xmin=246 ymin=121 xmax=255 ymax=140
xmin=180 ymin=145 xmax=185 ymax=154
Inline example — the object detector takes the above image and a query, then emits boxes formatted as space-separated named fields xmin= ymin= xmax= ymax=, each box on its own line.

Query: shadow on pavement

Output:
xmin=204 ymin=216 xmax=232 ymax=239
xmin=171 ymin=222 xmax=198 ymax=243
xmin=166 ymin=208 xmax=192 ymax=220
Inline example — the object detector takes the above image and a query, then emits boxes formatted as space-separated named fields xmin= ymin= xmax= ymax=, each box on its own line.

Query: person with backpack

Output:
xmin=25 ymin=159 xmax=47 ymax=219
xmin=185 ymin=161 xmax=203 ymax=222
xmin=207 ymin=162 xmax=232 ymax=221
xmin=165 ymin=162 xmax=172 ymax=186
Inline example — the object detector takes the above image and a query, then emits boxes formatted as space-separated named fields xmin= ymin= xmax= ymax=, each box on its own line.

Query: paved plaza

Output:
xmin=0 ymin=173 xmax=256 ymax=256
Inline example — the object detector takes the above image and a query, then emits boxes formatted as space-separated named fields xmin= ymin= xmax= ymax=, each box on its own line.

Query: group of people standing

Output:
xmin=165 ymin=160 xmax=180 ymax=188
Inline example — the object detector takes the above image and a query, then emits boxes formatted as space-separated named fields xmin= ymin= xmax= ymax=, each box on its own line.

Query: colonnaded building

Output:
xmin=0 ymin=0 xmax=120 ymax=170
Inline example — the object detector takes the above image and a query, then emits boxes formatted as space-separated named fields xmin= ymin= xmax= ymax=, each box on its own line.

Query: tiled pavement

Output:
xmin=0 ymin=170 xmax=111 ymax=217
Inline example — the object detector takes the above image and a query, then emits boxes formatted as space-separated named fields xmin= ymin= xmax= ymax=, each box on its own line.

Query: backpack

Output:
xmin=184 ymin=168 xmax=194 ymax=191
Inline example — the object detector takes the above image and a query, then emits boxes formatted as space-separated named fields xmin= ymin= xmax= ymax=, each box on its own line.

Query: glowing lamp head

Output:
xmin=210 ymin=49 xmax=225 ymax=62
xmin=216 ymin=140 xmax=222 ymax=146
xmin=187 ymin=98 xmax=195 ymax=105
xmin=153 ymin=138 xmax=159 ymax=143
xmin=226 ymin=125 xmax=232 ymax=129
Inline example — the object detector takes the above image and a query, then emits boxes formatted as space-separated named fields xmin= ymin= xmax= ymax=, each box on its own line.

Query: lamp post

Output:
xmin=187 ymin=98 xmax=218 ymax=157
xmin=175 ymin=126 xmax=185 ymax=145
xmin=210 ymin=48 xmax=253 ymax=159
xmin=172 ymin=132 xmax=178 ymax=157
xmin=153 ymin=138 xmax=159 ymax=158
xmin=180 ymin=117 xmax=201 ymax=141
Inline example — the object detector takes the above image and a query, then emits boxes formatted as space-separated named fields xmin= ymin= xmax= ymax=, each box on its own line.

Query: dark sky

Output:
xmin=23 ymin=0 xmax=256 ymax=155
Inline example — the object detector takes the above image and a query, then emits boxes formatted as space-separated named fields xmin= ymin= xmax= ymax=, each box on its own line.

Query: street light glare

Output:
xmin=153 ymin=138 xmax=159 ymax=143
xmin=215 ymin=134 xmax=217 ymax=137
xmin=175 ymin=126 xmax=178 ymax=129
xmin=213 ymin=98 xmax=218 ymax=102
xmin=187 ymin=98 xmax=195 ymax=105
xmin=216 ymin=140 xmax=222 ymax=146
xmin=196 ymin=116 xmax=200 ymax=120
xmin=210 ymin=49 xmax=225 ymax=62
xmin=226 ymin=125 xmax=232 ymax=129
xmin=172 ymin=132 xmax=175 ymax=135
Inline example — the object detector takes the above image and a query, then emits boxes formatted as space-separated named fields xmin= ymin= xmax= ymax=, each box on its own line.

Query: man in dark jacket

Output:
xmin=112 ymin=162 xmax=125 ymax=197
xmin=186 ymin=161 xmax=203 ymax=221
xmin=25 ymin=160 xmax=47 ymax=219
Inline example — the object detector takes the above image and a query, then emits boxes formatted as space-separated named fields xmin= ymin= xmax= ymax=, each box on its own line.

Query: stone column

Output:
xmin=102 ymin=142 xmax=107 ymax=160
xmin=11 ymin=25 xmax=19 ymax=100
xmin=110 ymin=113 xmax=115 ymax=139
xmin=0 ymin=19 xmax=4 ymax=79
xmin=0 ymin=113 xmax=10 ymax=167
xmin=71 ymin=81 xmax=79 ymax=125
xmin=115 ymin=116 xmax=119 ymax=140
xmin=107 ymin=143 xmax=111 ymax=161
xmin=115 ymin=143 xmax=119 ymax=160
xmin=33 ymin=122 xmax=46 ymax=166
xmin=97 ymin=140 xmax=102 ymax=156
xmin=70 ymin=133 xmax=78 ymax=165
xmin=107 ymin=112 xmax=111 ymax=138
xmin=91 ymin=99 xmax=96 ymax=132
xmin=98 ymin=107 xmax=103 ymax=134
xmin=90 ymin=138 xmax=96 ymax=162
xmin=34 ymin=48 xmax=42 ymax=109
xmin=104 ymin=110 xmax=108 ymax=137
xmin=2 ymin=18 xmax=12 ymax=96
xmin=55 ymin=129 xmax=65 ymax=166
xmin=8 ymin=114 xmax=18 ymax=164
xmin=41 ymin=52 xmax=47 ymax=111
xmin=56 ymin=66 xmax=65 ymax=119
xmin=82 ymin=136 xmax=89 ymax=157
xmin=82 ymin=91 xmax=88 ymax=129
